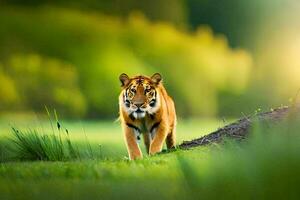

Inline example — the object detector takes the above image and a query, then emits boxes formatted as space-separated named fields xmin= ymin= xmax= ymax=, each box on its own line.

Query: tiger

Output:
xmin=118 ymin=73 xmax=177 ymax=160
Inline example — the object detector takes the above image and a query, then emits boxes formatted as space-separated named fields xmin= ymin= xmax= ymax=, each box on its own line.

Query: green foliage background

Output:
xmin=0 ymin=0 xmax=299 ymax=118
xmin=0 ymin=6 xmax=251 ymax=118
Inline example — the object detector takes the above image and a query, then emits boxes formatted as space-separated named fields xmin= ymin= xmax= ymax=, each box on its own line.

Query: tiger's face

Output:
xmin=119 ymin=73 xmax=162 ymax=119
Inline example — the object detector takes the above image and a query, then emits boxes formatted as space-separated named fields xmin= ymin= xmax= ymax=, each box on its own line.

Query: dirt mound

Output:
xmin=179 ymin=106 xmax=295 ymax=149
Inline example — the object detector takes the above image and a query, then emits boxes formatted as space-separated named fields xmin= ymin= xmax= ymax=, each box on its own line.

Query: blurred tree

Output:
xmin=186 ymin=0 xmax=261 ymax=49
xmin=0 ymin=54 xmax=86 ymax=117
xmin=0 ymin=0 xmax=188 ymax=27
xmin=0 ymin=7 xmax=252 ymax=118
xmin=0 ymin=67 xmax=19 ymax=110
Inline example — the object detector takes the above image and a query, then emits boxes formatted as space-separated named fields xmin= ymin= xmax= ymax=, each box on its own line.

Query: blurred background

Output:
xmin=0 ymin=0 xmax=300 ymax=119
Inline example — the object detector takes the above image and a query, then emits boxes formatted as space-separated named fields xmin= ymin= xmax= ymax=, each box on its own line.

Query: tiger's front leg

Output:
xmin=149 ymin=123 xmax=168 ymax=155
xmin=123 ymin=126 xmax=143 ymax=160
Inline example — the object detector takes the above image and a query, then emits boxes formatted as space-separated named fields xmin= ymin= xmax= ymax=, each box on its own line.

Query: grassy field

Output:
xmin=0 ymin=116 xmax=224 ymax=160
xmin=1 ymin=115 xmax=300 ymax=200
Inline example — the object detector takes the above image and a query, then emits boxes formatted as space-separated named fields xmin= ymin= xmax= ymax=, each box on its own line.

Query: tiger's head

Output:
xmin=119 ymin=73 xmax=162 ymax=119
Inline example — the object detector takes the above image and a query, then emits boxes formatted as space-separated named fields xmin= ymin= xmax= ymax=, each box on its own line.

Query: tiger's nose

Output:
xmin=134 ymin=103 xmax=143 ymax=108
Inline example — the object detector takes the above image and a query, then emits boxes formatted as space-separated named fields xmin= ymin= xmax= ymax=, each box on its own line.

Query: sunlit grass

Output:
xmin=0 ymin=116 xmax=227 ymax=161
xmin=9 ymin=127 xmax=80 ymax=161
xmin=0 ymin=113 xmax=300 ymax=199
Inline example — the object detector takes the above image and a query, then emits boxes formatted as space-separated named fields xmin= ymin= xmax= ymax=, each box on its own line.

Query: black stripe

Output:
xmin=125 ymin=100 xmax=130 ymax=108
xmin=123 ymin=93 xmax=126 ymax=103
xmin=123 ymin=90 xmax=127 ymax=104
xmin=125 ymin=88 xmax=129 ymax=98
xmin=123 ymin=91 xmax=130 ymax=107
xmin=125 ymin=84 xmax=133 ymax=97
xmin=149 ymin=114 xmax=155 ymax=120
xmin=126 ymin=123 xmax=141 ymax=133
xmin=127 ymin=83 xmax=133 ymax=89
xmin=150 ymin=122 xmax=160 ymax=133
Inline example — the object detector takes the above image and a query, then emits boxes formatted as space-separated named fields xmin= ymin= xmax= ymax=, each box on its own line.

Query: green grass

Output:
xmin=0 ymin=116 xmax=224 ymax=160
xmin=9 ymin=127 xmax=82 ymax=161
xmin=0 ymin=115 xmax=300 ymax=199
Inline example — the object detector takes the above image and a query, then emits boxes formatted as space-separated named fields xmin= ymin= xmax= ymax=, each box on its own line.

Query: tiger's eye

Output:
xmin=131 ymin=88 xmax=136 ymax=93
xmin=149 ymin=100 xmax=156 ymax=107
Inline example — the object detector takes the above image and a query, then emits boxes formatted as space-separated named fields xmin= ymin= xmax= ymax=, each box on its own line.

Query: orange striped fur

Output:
xmin=118 ymin=73 xmax=177 ymax=160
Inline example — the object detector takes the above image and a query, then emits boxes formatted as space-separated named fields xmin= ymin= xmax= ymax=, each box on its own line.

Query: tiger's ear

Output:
xmin=151 ymin=73 xmax=162 ymax=85
xmin=119 ymin=73 xmax=130 ymax=87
